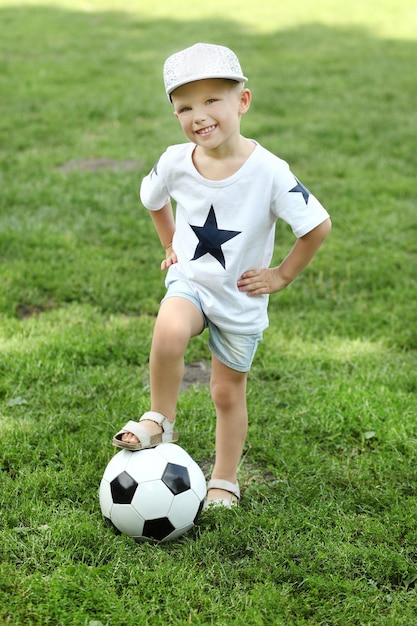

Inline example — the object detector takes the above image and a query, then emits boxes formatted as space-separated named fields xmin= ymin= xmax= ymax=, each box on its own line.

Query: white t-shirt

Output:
xmin=140 ymin=142 xmax=329 ymax=333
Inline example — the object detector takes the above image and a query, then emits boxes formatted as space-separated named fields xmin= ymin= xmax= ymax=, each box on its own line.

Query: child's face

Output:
xmin=171 ymin=78 xmax=251 ymax=151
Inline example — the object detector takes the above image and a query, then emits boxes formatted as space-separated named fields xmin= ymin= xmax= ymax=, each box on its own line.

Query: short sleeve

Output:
xmin=140 ymin=153 xmax=170 ymax=211
xmin=272 ymin=165 xmax=329 ymax=237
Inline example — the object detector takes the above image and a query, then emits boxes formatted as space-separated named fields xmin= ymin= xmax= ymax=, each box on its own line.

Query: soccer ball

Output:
xmin=99 ymin=443 xmax=207 ymax=542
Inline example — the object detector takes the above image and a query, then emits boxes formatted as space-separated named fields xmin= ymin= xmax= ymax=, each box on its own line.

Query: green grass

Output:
xmin=1 ymin=1 xmax=416 ymax=624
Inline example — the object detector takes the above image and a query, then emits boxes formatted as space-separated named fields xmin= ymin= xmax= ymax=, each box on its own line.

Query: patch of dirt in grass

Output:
xmin=56 ymin=158 xmax=143 ymax=172
xmin=143 ymin=361 xmax=211 ymax=391
xmin=16 ymin=302 xmax=55 ymax=318
xmin=181 ymin=361 xmax=211 ymax=391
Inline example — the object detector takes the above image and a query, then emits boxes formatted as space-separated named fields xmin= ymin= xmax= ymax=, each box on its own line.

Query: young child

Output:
xmin=113 ymin=43 xmax=331 ymax=508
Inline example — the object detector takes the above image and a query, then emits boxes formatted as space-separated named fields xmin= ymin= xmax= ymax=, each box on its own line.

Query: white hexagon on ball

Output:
xmin=132 ymin=480 xmax=174 ymax=520
xmin=110 ymin=503 xmax=145 ymax=537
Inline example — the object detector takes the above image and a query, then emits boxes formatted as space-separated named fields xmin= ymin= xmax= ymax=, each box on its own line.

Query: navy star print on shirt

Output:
xmin=189 ymin=205 xmax=241 ymax=269
xmin=150 ymin=157 xmax=160 ymax=178
xmin=289 ymin=178 xmax=310 ymax=204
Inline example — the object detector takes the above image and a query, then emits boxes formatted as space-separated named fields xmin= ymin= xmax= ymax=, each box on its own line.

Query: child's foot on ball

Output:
xmin=120 ymin=419 xmax=162 ymax=445
xmin=112 ymin=411 xmax=178 ymax=450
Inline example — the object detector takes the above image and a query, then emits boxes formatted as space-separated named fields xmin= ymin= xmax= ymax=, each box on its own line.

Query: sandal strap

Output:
xmin=207 ymin=479 xmax=240 ymax=500
xmin=118 ymin=412 xmax=174 ymax=448
xmin=139 ymin=411 xmax=175 ymax=433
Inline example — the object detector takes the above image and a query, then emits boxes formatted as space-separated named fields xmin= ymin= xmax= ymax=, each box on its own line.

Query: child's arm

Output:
xmin=237 ymin=218 xmax=331 ymax=296
xmin=149 ymin=202 xmax=178 ymax=270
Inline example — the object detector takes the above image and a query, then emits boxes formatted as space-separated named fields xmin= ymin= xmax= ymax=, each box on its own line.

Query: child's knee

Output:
xmin=152 ymin=323 xmax=188 ymax=358
xmin=210 ymin=379 xmax=241 ymax=412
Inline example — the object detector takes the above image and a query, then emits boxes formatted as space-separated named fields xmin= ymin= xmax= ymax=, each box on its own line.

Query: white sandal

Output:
xmin=203 ymin=479 xmax=240 ymax=510
xmin=112 ymin=411 xmax=178 ymax=451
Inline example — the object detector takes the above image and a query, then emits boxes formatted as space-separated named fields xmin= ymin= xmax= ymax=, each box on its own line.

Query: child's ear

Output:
xmin=239 ymin=88 xmax=252 ymax=114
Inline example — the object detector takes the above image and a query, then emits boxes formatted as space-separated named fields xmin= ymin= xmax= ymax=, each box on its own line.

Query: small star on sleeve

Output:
xmin=289 ymin=178 xmax=310 ymax=204
xmin=150 ymin=157 xmax=160 ymax=178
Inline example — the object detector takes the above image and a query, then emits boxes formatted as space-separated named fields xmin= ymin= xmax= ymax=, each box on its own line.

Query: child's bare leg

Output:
xmin=121 ymin=297 xmax=204 ymax=445
xmin=208 ymin=356 xmax=248 ymax=503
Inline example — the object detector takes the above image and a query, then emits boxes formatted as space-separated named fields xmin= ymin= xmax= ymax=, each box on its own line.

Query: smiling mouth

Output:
xmin=196 ymin=125 xmax=216 ymax=136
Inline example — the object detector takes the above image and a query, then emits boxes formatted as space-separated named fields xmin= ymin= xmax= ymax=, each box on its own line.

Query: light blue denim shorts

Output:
xmin=162 ymin=280 xmax=263 ymax=373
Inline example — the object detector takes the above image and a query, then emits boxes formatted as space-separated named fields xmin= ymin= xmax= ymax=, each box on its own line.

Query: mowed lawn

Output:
xmin=0 ymin=1 xmax=416 ymax=624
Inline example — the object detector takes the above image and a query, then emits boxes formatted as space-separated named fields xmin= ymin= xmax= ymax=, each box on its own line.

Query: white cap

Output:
xmin=163 ymin=43 xmax=248 ymax=101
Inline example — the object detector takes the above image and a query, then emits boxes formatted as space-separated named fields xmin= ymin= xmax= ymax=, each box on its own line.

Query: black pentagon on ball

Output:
xmin=162 ymin=462 xmax=190 ymax=495
xmin=142 ymin=517 xmax=175 ymax=542
xmin=110 ymin=471 xmax=138 ymax=504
